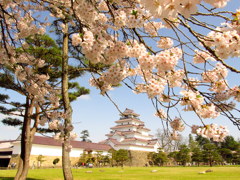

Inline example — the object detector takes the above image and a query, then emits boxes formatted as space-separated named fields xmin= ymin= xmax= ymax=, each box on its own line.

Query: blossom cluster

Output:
xmin=202 ymin=63 xmax=228 ymax=83
xmin=194 ymin=124 xmax=229 ymax=142
xmin=170 ymin=117 xmax=185 ymax=141
xmin=89 ymin=61 xmax=129 ymax=94
xmin=205 ymin=28 xmax=240 ymax=59
xmin=155 ymin=109 xmax=167 ymax=119
xmin=193 ymin=50 xmax=215 ymax=64
xmin=169 ymin=117 xmax=185 ymax=141
xmin=140 ymin=0 xmax=230 ymax=19
xmin=180 ymin=90 xmax=220 ymax=119
xmin=170 ymin=117 xmax=185 ymax=132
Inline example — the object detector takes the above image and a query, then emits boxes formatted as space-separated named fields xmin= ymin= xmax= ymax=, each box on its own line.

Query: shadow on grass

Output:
xmin=0 ymin=177 xmax=44 ymax=180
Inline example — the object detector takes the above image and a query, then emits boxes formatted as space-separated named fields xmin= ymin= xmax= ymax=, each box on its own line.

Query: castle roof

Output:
xmin=115 ymin=118 xmax=144 ymax=124
xmin=121 ymin=137 xmax=149 ymax=143
xmin=106 ymin=130 xmax=153 ymax=138
xmin=148 ymin=139 xmax=159 ymax=145
xmin=114 ymin=143 xmax=155 ymax=149
xmin=121 ymin=108 xmax=140 ymax=117
xmin=106 ymin=138 xmax=121 ymax=145
xmin=110 ymin=124 xmax=150 ymax=131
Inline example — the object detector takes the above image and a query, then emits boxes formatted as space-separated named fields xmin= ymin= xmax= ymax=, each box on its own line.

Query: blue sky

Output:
xmin=1 ymin=0 xmax=240 ymax=142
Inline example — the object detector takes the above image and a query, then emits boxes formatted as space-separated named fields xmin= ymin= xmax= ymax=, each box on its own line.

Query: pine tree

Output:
xmin=0 ymin=34 xmax=89 ymax=179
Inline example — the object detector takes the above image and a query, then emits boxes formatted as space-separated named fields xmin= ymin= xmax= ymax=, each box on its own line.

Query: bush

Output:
xmin=53 ymin=158 xmax=60 ymax=166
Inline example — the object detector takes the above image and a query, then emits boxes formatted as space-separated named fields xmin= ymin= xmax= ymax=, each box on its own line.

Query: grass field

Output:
xmin=0 ymin=166 xmax=240 ymax=180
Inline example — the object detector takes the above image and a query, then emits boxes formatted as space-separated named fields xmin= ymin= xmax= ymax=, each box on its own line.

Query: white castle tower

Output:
xmin=103 ymin=108 xmax=160 ymax=152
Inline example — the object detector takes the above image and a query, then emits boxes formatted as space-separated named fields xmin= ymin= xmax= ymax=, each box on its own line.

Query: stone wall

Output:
xmin=9 ymin=154 xmax=79 ymax=168
xmin=9 ymin=150 xmax=151 ymax=168
xmin=30 ymin=155 xmax=80 ymax=168
xmin=127 ymin=150 xmax=149 ymax=167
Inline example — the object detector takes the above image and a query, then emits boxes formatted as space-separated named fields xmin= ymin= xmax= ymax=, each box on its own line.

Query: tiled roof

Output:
xmin=111 ymin=124 xmax=136 ymax=129
xmin=115 ymin=118 xmax=144 ymax=124
xmin=0 ymin=140 xmax=16 ymax=143
xmin=137 ymin=125 xmax=150 ymax=131
xmin=107 ymin=130 xmax=153 ymax=138
xmin=32 ymin=136 xmax=111 ymax=151
xmin=115 ymin=143 xmax=155 ymax=148
xmin=147 ymin=139 xmax=158 ymax=145
xmin=106 ymin=131 xmax=124 ymax=137
xmin=106 ymin=138 xmax=121 ymax=145
xmin=122 ymin=137 xmax=149 ymax=142
xmin=121 ymin=108 xmax=140 ymax=117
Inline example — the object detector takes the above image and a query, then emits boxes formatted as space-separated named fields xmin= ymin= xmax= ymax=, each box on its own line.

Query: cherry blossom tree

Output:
xmin=1 ymin=0 xmax=240 ymax=179
xmin=65 ymin=0 xmax=239 ymax=142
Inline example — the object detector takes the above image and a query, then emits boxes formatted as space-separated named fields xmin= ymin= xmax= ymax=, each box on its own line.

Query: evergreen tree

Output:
xmin=188 ymin=134 xmax=199 ymax=151
xmin=112 ymin=149 xmax=129 ymax=167
xmin=176 ymin=145 xmax=191 ymax=166
xmin=220 ymin=136 xmax=240 ymax=151
xmin=191 ymin=147 xmax=203 ymax=166
xmin=195 ymin=135 xmax=211 ymax=149
xmin=80 ymin=130 xmax=90 ymax=142
xmin=0 ymin=34 xmax=89 ymax=179
xmin=203 ymin=143 xmax=222 ymax=166
xmin=148 ymin=151 xmax=168 ymax=166
xmin=232 ymin=149 xmax=240 ymax=165
xmin=218 ymin=148 xmax=233 ymax=164
xmin=168 ymin=151 xmax=179 ymax=166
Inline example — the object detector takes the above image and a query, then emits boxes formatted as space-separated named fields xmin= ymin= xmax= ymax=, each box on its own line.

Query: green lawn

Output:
xmin=0 ymin=166 xmax=240 ymax=180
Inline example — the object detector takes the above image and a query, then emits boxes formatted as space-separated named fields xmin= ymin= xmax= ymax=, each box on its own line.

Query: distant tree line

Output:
xmin=148 ymin=135 xmax=240 ymax=167
xmin=76 ymin=135 xmax=240 ymax=168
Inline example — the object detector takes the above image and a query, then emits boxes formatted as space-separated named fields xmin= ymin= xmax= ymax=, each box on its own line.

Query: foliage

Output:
xmin=220 ymin=136 xmax=240 ymax=151
xmin=0 ymin=34 xmax=89 ymax=132
xmin=53 ymin=158 xmax=60 ymax=165
xmin=112 ymin=149 xmax=130 ymax=167
xmin=147 ymin=151 xmax=168 ymax=166
xmin=80 ymin=130 xmax=90 ymax=142
xmin=232 ymin=149 xmax=240 ymax=164
xmin=195 ymin=135 xmax=211 ymax=149
xmin=188 ymin=134 xmax=199 ymax=151
xmin=78 ymin=151 xmax=95 ymax=165
xmin=36 ymin=155 xmax=46 ymax=168
xmin=218 ymin=148 xmax=233 ymax=163
xmin=203 ymin=143 xmax=222 ymax=166
xmin=191 ymin=147 xmax=203 ymax=166
xmin=176 ymin=145 xmax=191 ymax=166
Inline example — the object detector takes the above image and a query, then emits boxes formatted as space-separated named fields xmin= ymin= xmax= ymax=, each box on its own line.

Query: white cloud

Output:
xmin=78 ymin=95 xmax=91 ymax=100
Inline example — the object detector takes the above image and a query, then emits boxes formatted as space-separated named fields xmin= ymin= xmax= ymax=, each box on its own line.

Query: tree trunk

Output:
xmin=61 ymin=22 xmax=73 ymax=180
xmin=210 ymin=160 xmax=213 ymax=167
xmin=15 ymin=99 xmax=34 ymax=180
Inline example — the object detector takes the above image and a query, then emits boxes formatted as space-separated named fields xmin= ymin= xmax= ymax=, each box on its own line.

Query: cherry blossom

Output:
xmin=170 ymin=117 xmax=185 ymax=132
xmin=195 ymin=124 xmax=229 ymax=142
xmin=155 ymin=109 xmax=167 ymax=119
